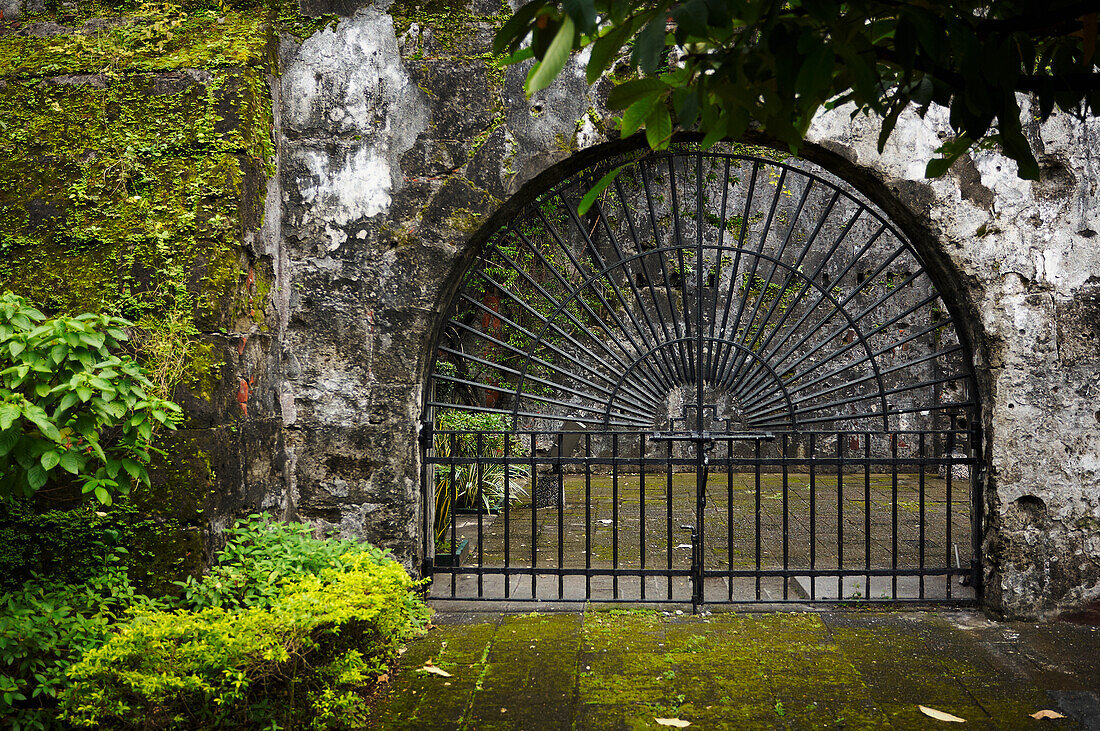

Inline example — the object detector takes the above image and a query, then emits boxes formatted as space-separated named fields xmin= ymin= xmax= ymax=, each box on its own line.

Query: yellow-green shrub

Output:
xmin=60 ymin=551 xmax=429 ymax=730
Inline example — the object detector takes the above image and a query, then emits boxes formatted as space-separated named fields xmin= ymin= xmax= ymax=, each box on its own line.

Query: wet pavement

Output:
xmin=370 ymin=608 xmax=1100 ymax=730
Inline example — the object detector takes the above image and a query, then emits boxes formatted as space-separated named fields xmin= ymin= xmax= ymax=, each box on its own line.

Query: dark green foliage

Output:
xmin=0 ymin=501 xmax=190 ymax=593
xmin=0 ymin=549 xmax=164 ymax=731
xmin=433 ymin=411 xmax=530 ymax=546
xmin=497 ymin=0 xmax=1100 ymax=178
xmin=173 ymin=515 xmax=377 ymax=610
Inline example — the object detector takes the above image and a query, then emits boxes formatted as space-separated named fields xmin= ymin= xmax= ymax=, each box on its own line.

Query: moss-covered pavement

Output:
xmin=370 ymin=609 xmax=1100 ymax=729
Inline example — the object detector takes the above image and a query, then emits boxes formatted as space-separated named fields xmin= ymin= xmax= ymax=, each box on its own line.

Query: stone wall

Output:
xmin=1 ymin=0 xmax=1097 ymax=618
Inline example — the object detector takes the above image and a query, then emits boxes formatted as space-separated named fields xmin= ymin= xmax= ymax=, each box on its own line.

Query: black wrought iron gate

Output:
xmin=423 ymin=144 xmax=981 ymax=606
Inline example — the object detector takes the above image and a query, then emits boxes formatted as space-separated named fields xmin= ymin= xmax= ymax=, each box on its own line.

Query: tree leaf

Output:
xmin=918 ymin=705 xmax=966 ymax=723
xmin=525 ymin=15 xmax=576 ymax=96
xmin=0 ymin=428 xmax=18 ymax=457
xmin=492 ymin=0 xmax=543 ymax=55
xmin=607 ymin=77 xmax=668 ymax=110
xmin=59 ymin=450 xmax=82 ymax=474
xmin=621 ymin=92 xmax=663 ymax=137
xmin=577 ymin=166 xmax=627 ymax=215
xmin=645 ymin=103 xmax=673 ymax=149
xmin=94 ymin=486 xmax=112 ymax=505
xmin=417 ymin=665 xmax=453 ymax=677
xmin=0 ymin=405 xmax=18 ymax=431
xmin=40 ymin=451 xmax=60 ymax=471
xmin=27 ymin=464 xmax=47 ymax=490
xmin=587 ymin=20 xmax=637 ymax=84
xmin=632 ymin=12 xmax=667 ymax=74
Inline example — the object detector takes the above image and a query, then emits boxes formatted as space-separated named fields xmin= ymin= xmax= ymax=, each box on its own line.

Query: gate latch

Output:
xmin=650 ymin=431 xmax=775 ymax=443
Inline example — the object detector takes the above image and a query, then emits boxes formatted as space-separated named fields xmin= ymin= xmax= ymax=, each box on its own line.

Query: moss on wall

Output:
xmin=0 ymin=2 xmax=276 ymax=587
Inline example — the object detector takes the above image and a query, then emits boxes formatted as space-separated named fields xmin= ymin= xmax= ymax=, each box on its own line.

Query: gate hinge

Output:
xmin=418 ymin=420 xmax=434 ymax=450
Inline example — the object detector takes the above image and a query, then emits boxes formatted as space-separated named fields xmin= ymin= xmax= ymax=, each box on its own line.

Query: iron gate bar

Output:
xmin=425 ymin=145 xmax=981 ymax=606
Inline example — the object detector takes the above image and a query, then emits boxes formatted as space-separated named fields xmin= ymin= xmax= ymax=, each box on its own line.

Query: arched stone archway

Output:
xmin=420 ymin=140 xmax=984 ymax=605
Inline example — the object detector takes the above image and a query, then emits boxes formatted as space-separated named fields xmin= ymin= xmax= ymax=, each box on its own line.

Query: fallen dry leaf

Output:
xmin=417 ymin=665 xmax=453 ymax=677
xmin=919 ymin=705 xmax=966 ymax=723
xmin=376 ymin=674 xmax=389 ymax=683
xmin=654 ymin=719 xmax=691 ymax=728
xmin=1030 ymin=710 xmax=1066 ymax=720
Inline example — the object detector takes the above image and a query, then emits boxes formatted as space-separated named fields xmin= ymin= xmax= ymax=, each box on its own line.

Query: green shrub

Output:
xmin=0 ymin=292 xmax=182 ymax=505
xmin=59 ymin=516 xmax=429 ymax=730
xmin=0 ymin=549 xmax=162 ymax=731
xmin=174 ymin=515 xmax=369 ymax=610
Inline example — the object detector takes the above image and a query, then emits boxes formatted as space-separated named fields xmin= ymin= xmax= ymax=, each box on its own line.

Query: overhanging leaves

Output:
xmin=495 ymin=0 xmax=1100 ymax=180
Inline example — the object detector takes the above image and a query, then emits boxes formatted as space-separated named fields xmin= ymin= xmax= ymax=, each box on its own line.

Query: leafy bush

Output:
xmin=59 ymin=516 xmax=429 ymax=730
xmin=433 ymin=410 xmax=530 ymax=545
xmin=174 ymin=515 xmax=383 ymax=611
xmin=0 ymin=548 xmax=162 ymax=731
xmin=0 ymin=293 xmax=182 ymax=505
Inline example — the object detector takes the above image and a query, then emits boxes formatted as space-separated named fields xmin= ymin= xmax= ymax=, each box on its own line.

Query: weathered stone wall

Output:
xmin=2 ymin=0 xmax=1097 ymax=619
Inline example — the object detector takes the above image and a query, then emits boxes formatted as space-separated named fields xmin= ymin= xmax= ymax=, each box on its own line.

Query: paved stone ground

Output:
xmin=369 ymin=609 xmax=1100 ymax=730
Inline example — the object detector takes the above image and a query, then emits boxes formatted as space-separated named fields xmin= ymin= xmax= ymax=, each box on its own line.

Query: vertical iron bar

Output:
xmin=694 ymin=152 xmax=706 ymax=609
xmin=450 ymin=432 xmax=457 ymax=598
xmin=531 ymin=431 xmax=538 ymax=599
xmin=865 ymin=432 xmax=871 ymax=599
xmin=891 ymin=432 xmax=899 ymax=600
xmin=558 ymin=432 xmax=564 ymax=600
xmin=476 ymin=432 xmax=484 ymax=598
xmin=504 ymin=429 xmax=511 ymax=599
xmin=919 ymin=431 xmax=926 ymax=600
xmin=640 ymin=433 xmax=647 ymax=601
xmin=782 ymin=432 xmax=789 ymax=600
xmin=970 ymin=417 xmax=983 ymax=597
xmin=585 ymin=433 xmax=592 ymax=601
xmin=809 ymin=432 xmax=817 ymax=601
xmin=946 ymin=420 xmax=955 ymax=599
xmin=728 ymin=436 xmax=734 ymax=601
xmin=613 ymin=432 xmax=620 ymax=600
xmin=667 ymin=438 xmax=674 ymax=600
xmin=755 ymin=438 xmax=762 ymax=601
xmin=837 ymin=433 xmax=844 ymax=599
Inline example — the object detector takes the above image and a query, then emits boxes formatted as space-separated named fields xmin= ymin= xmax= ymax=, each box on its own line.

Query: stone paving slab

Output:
xmin=369 ymin=609 xmax=1100 ymax=730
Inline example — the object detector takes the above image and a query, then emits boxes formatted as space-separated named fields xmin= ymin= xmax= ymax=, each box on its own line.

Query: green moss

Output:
xmin=389 ymin=3 xmax=510 ymax=59
xmin=183 ymin=340 xmax=224 ymax=401
xmin=137 ymin=431 xmax=214 ymax=524
xmin=0 ymin=8 xmax=270 ymax=78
